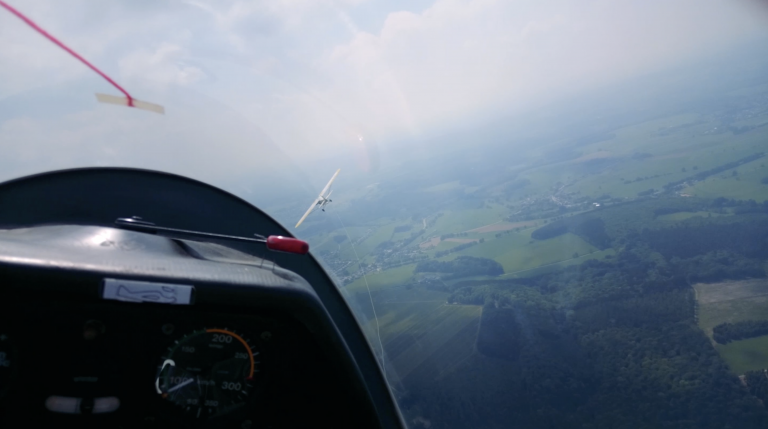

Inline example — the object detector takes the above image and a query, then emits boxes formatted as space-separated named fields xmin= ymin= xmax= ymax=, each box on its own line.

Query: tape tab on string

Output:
xmin=95 ymin=94 xmax=165 ymax=115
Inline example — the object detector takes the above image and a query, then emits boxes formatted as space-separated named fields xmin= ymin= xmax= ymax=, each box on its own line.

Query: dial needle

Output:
xmin=167 ymin=378 xmax=195 ymax=393
xmin=155 ymin=359 xmax=176 ymax=394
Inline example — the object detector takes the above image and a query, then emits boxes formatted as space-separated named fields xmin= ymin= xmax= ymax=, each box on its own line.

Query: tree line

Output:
xmin=745 ymin=370 xmax=768 ymax=405
xmin=416 ymin=256 xmax=503 ymax=278
xmin=663 ymin=152 xmax=765 ymax=191
xmin=713 ymin=320 xmax=768 ymax=344
xmin=434 ymin=240 xmax=481 ymax=258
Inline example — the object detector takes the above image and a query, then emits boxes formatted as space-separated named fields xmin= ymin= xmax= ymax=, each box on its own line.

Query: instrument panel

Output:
xmin=0 ymin=293 xmax=364 ymax=428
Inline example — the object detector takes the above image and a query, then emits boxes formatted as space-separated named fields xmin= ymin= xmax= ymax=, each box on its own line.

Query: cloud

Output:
xmin=1 ymin=0 xmax=767 ymax=190
xmin=119 ymin=43 xmax=205 ymax=86
xmin=315 ymin=0 xmax=768 ymax=142
xmin=521 ymin=15 xmax=568 ymax=40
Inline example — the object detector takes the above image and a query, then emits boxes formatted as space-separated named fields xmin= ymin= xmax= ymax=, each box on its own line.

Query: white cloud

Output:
xmin=1 ymin=0 xmax=767 ymax=189
xmin=313 ymin=0 xmax=768 ymax=143
xmin=119 ymin=43 xmax=205 ymax=86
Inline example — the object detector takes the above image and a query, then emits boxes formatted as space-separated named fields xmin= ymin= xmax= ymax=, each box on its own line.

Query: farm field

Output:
xmin=502 ymin=248 xmax=616 ymax=278
xmin=345 ymin=264 xmax=417 ymax=294
xmin=695 ymin=279 xmax=768 ymax=334
xmin=694 ymin=279 xmax=768 ymax=373
xmin=444 ymin=232 xmax=597 ymax=273
xmin=384 ymin=303 xmax=482 ymax=385
xmin=428 ymin=207 xmax=511 ymax=236
xmin=344 ymin=284 xmax=483 ymax=388
xmin=717 ymin=337 xmax=768 ymax=375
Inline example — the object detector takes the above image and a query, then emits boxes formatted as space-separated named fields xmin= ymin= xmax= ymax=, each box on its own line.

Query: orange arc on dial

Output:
xmin=206 ymin=328 xmax=255 ymax=378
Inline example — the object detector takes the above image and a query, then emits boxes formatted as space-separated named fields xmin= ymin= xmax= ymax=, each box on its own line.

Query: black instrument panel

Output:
xmin=0 ymin=285 xmax=367 ymax=428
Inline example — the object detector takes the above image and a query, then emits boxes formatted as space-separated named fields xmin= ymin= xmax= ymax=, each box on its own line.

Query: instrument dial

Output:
xmin=156 ymin=328 xmax=259 ymax=419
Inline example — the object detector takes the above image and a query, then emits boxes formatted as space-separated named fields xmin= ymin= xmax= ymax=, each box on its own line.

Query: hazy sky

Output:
xmin=1 ymin=0 xmax=767 ymax=194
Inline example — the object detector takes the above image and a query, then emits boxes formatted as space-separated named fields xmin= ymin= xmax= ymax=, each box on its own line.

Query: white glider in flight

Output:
xmin=295 ymin=169 xmax=340 ymax=228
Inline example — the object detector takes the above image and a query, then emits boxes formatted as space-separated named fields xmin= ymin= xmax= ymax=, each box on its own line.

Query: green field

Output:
xmin=437 ymin=232 xmax=597 ymax=273
xmin=494 ymin=233 xmax=596 ymax=273
xmin=384 ymin=303 xmax=482 ymax=385
xmin=345 ymin=264 xmax=417 ymax=294
xmin=429 ymin=207 xmax=511 ymax=236
xmin=503 ymin=248 xmax=616 ymax=278
xmin=716 ymin=337 xmax=768 ymax=374
xmin=343 ymin=284 xmax=483 ymax=388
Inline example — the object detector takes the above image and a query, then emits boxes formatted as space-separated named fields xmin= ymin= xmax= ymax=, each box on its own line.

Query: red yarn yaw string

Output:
xmin=0 ymin=0 xmax=135 ymax=107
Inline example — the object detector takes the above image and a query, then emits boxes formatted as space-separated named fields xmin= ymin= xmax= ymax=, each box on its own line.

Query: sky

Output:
xmin=1 ymin=0 xmax=767 ymax=201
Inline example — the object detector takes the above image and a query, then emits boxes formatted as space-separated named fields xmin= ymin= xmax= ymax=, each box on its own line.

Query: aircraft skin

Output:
xmin=295 ymin=168 xmax=340 ymax=228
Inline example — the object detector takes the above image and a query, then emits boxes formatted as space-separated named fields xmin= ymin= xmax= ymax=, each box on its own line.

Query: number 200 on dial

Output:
xmin=156 ymin=329 xmax=259 ymax=419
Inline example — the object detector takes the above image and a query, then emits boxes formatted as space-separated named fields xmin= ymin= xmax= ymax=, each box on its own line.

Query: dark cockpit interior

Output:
xmin=0 ymin=168 xmax=404 ymax=428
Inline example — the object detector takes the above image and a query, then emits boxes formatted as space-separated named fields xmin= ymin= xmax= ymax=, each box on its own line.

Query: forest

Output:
xmin=745 ymin=370 xmax=768 ymax=405
xmin=640 ymin=218 xmax=768 ymax=259
xmin=714 ymin=320 xmax=768 ymax=344
xmin=404 ymin=196 xmax=768 ymax=429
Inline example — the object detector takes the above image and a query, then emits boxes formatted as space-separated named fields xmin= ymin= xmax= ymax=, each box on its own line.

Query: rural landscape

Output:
xmin=268 ymin=45 xmax=768 ymax=428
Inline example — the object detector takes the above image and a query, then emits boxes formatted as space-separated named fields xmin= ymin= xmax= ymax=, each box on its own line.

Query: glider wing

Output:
xmin=320 ymin=169 xmax=341 ymax=198
xmin=295 ymin=198 xmax=320 ymax=228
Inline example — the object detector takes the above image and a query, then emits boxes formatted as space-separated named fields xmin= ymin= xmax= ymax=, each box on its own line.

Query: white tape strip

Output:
xmin=95 ymin=93 xmax=165 ymax=114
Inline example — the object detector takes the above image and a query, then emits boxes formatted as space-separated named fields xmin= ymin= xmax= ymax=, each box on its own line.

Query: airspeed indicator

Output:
xmin=156 ymin=328 xmax=259 ymax=419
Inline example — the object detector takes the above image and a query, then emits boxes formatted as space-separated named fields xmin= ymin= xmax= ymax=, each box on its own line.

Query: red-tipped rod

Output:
xmin=266 ymin=236 xmax=309 ymax=255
